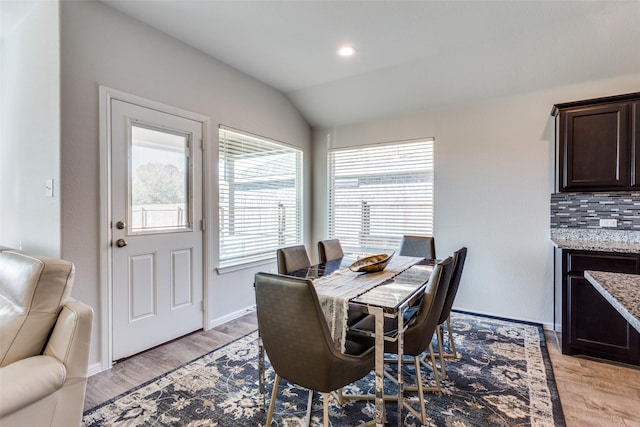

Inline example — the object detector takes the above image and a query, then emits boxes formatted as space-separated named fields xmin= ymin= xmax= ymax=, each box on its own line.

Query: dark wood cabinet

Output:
xmin=562 ymin=250 xmax=640 ymax=365
xmin=561 ymin=103 xmax=629 ymax=190
xmin=553 ymin=92 xmax=640 ymax=192
xmin=633 ymin=101 xmax=640 ymax=188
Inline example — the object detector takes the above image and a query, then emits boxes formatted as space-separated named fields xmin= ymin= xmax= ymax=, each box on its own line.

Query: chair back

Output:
xmin=317 ymin=239 xmax=344 ymax=264
xmin=276 ymin=245 xmax=311 ymax=274
xmin=438 ymin=247 xmax=467 ymax=324
xmin=0 ymin=250 xmax=74 ymax=366
xmin=401 ymin=256 xmax=454 ymax=356
xmin=399 ymin=235 xmax=436 ymax=259
xmin=255 ymin=272 xmax=371 ymax=392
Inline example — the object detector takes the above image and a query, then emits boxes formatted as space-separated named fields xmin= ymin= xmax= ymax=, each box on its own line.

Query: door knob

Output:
xmin=116 ymin=221 xmax=126 ymax=229
xmin=116 ymin=238 xmax=127 ymax=248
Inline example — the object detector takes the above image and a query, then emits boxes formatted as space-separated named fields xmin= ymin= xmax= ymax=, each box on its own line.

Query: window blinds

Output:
xmin=328 ymin=139 xmax=434 ymax=255
xmin=218 ymin=127 xmax=303 ymax=267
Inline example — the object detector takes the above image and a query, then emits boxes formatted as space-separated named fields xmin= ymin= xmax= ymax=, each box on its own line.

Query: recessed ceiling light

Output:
xmin=337 ymin=45 xmax=356 ymax=57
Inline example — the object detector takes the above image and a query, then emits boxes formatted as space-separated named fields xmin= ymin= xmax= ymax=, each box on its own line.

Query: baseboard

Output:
xmin=87 ymin=362 xmax=105 ymax=377
xmin=207 ymin=304 xmax=256 ymax=329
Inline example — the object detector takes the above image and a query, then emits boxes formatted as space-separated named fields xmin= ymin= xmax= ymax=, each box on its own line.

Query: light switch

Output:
xmin=45 ymin=179 xmax=54 ymax=197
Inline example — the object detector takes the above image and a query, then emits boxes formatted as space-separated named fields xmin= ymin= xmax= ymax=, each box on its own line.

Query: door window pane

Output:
xmin=130 ymin=124 xmax=191 ymax=233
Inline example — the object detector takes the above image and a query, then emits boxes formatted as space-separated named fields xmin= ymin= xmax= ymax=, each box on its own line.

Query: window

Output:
xmin=130 ymin=123 xmax=191 ymax=233
xmin=218 ymin=127 xmax=303 ymax=268
xmin=328 ymin=139 xmax=434 ymax=255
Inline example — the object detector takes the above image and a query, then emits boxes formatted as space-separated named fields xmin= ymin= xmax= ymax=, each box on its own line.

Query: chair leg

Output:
xmin=435 ymin=324 xmax=447 ymax=380
xmin=323 ymin=392 xmax=330 ymax=427
xmin=413 ymin=356 xmax=427 ymax=425
xmin=446 ymin=316 xmax=458 ymax=359
xmin=422 ymin=317 xmax=460 ymax=378
xmin=266 ymin=374 xmax=280 ymax=426
xmin=433 ymin=317 xmax=459 ymax=360
xmin=418 ymin=342 xmax=442 ymax=393
xmin=392 ymin=356 xmax=428 ymax=424
xmin=305 ymin=390 xmax=313 ymax=426
xmin=429 ymin=342 xmax=442 ymax=392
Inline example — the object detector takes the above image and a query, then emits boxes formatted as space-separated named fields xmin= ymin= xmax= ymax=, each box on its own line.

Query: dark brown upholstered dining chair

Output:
xmin=317 ymin=239 xmax=344 ymax=264
xmin=398 ymin=235 xmax=436 ymax=259
xmin=350 ymin=256 xmax=455 ymax=424
xmin=429 ymin=247 xmax=468 ymax=379
xmin=276 ymin=245 xmax=311 ymax=274
xmin=254 ymin=272 xmax=375 ymax=426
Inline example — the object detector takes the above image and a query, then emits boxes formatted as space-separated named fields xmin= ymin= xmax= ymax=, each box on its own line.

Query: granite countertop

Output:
xmin=551 ymin=228 xmax=640 ymax=254
xmin=584 ymin=270 xmax=640 ymax=334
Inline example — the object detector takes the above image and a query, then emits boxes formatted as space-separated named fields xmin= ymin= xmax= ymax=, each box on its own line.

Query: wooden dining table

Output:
xmin=258 ymin=255 xmax=437 ymax=427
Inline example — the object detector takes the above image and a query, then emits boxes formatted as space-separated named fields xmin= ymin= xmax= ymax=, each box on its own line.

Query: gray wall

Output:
xmin=60 ymin=0 xmax=310 ymax=369
xmin=313 ymin=73 xmax=640 ymax=327
xmin=4 ymin=0 xmax=640 ymax=369
xmin=0 ymin=1 xmax=61 ymax=257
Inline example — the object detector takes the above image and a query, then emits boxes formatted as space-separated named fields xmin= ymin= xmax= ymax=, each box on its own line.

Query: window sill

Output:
xmin=216 ymin=257 xmax=274 ymax=275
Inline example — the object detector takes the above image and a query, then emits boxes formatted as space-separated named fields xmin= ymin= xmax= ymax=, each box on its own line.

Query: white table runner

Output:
xmin=312 ymin=255 xmax=423 ymax=352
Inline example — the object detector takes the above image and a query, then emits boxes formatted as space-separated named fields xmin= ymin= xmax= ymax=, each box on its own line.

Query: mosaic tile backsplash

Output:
xmin=550 ymin=192 xmax=640 ymax=230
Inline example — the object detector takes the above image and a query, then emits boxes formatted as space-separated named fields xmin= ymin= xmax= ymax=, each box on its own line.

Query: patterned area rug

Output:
xmin=83 ymin=312 xmax=565 ymax=426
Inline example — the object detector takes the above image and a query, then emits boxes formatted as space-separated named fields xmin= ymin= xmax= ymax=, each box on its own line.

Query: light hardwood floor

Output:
xmin=84 ymin=313 xmax=640 ymax=427
xmin=83 ymin=313 xmax=258 ymax=410
xmin=544 ymin=330 xmax=640 ymax=427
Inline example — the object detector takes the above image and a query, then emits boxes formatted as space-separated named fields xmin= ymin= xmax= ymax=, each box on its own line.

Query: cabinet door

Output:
xmin=566 ymin=275 xmax=636 ymax=360
xmin=632 ymin=101 xmax=639 ymax=188
xmin=560 ymin=103 xmax=630 ymax=191
xmin=562 ymin=251 xmax=640 ymax=365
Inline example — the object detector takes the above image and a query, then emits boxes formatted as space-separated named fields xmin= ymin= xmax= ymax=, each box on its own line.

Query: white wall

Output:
xmin=313 ymin=73 xmax=640 ymax=327
xmin=0 ymin=1 xmax=60 ymax=257
xmin=60 ymin=1 xmax=310 ymax=369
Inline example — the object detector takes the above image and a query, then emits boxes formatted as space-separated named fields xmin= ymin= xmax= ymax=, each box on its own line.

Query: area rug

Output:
xmin=82 ymin=312 xmax=565 ymax=426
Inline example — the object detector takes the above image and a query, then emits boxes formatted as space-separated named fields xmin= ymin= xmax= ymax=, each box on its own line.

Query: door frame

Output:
xmin=99 ymin=86 xmax=211 ymax=371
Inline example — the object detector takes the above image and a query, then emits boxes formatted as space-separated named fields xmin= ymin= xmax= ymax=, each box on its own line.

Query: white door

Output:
xmin=111 ymin=99 xmax=204 ymax=360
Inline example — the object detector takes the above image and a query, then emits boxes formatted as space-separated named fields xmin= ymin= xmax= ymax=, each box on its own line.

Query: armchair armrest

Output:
xmin=44 ymin=298 xmax=93 ymax=380
xmin=0 ymin=356 xmax=65 ymax=417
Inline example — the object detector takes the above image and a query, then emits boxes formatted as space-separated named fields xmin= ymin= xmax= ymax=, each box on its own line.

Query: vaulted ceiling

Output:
xmin=11 ymin=1 xmax=640 ymax=128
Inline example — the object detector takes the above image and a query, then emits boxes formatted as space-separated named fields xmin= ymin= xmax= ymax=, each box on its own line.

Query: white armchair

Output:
xmin=0 ymin=249 xmax=93 ymax=427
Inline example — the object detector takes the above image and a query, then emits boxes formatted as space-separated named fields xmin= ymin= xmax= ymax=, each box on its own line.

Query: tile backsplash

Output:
xmin=550 ymin=192 xmax=640 ymax=230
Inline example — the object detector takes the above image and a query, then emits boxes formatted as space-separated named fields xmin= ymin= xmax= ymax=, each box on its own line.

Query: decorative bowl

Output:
xmin=349 ymin=252 xmax=394 ymax=273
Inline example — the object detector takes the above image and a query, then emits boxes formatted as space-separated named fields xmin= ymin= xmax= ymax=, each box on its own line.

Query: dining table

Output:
xmin=258 ymin=254 xmax=437 ymax=427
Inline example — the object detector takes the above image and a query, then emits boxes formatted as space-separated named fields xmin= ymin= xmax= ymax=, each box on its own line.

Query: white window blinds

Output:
xmin=328 ymin=139 xmax=434 ymax=255
xmin=219 ymin=127 xmax=303 ymax=267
